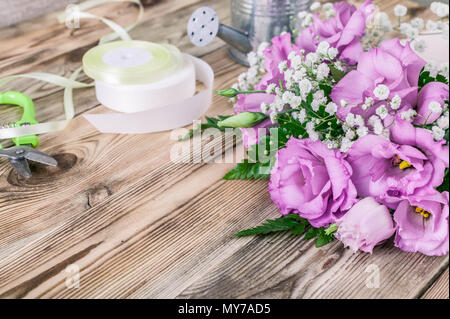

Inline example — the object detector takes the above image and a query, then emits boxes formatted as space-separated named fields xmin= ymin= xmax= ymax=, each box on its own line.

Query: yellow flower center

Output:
xmin=415 ymin=206 xmax=431 ymax=219
xmin=392 ymin=155 xmax=412 ymax=170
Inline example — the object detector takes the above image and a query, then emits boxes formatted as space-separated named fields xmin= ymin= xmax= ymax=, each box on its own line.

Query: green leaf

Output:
xmin=291 ymin=222 xmax=307 ymax=235
xmin=436 ymin=74 xmax=449 ymax=85
xmin=223 ymin=159 xmax=271 ymax=180
xmin=316 ymin=231 xmax=335 ymax=248
xmin=303 ymin=226 xmax=335 ymax=248
xmin=179 ymin=115 xmax=231 ymax=141
xmin=437 ymin=168 xmax=449 ymax=193
xmin=234 ymin=215 xmax=307 ymax=237
xmin=304 ymin=227 xmax=319 ymax=240
xmin=330 ymin=65 xmax=346 ymax=82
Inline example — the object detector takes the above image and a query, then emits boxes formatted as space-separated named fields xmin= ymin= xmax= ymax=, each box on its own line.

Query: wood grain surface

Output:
xmin=0 ymin=0 xmax=448 ymax=299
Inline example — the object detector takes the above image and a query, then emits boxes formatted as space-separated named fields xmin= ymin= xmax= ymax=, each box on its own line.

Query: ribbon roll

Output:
xmin=84 ymin=54 xmax=213 ymax=133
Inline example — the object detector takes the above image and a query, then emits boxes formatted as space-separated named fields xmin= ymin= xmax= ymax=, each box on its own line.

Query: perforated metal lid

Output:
xmin=187 ymin=7 xmax=219 ymax=47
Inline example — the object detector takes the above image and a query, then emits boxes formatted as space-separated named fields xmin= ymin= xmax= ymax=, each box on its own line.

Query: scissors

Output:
xmin=0 ymin=91 xmax=57 ymax=178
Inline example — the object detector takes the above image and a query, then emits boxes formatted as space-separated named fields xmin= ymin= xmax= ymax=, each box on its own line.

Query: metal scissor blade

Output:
xmin=9 ymin=158 xmax=32 ymax=179
xmin=24 ymin=149 xmax=58 ymax=167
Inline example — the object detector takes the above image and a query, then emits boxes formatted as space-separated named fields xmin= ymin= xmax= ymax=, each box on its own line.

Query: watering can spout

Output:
xmin=187 ymin=2 xmax=312 ymax=65
xmin=187 ymin=6 xmax=253 ymax=64
xmin=216 ymin=24 xmax=253 ymax=54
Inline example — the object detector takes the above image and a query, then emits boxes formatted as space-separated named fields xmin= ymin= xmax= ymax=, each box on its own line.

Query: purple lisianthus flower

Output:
xmin=415 ymin=82 xmax=449 ymax=125
xmin=234 ymin=93 xmax=274 ymax=148
xmin=331 ymin=38 xmax=426 ymax=122
xmin=348 ymin=121 xmax=449 ymax=209
xmin=335 ymin=197 xmax=396 ymax=253
xmin=394 ymin=191 xmax=449 ymax=256
xmin=296 ymin=0 xmax=374 ymax=65
xmin=258 ymin=32 xmax=301 ymax=89
xmin=269 ymin=138 xmax=357 ymax=227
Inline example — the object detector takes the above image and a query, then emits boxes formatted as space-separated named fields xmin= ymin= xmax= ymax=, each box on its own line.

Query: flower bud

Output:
xmin=218 ymin=112 xmax=268 ymax=128
xmin=216 ymin=88 xmax=240 ymax=98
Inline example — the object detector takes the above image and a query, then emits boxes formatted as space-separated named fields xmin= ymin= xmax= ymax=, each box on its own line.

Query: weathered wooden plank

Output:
xmin=1 ymin=0 xmax=229 ymax=146
xmin=178 ymin=225 xmax=448 ymax=299
xmin=421 ymin=268 xmax=450 ymax=299
xmin=0 ymin=0 xmax=210 ymax=75
xmin=0 ymin=0 xmax=447 ymax=300
xmin=0 ymin=0 xmax=80 ymax=28
xmin=0 ymin=46 xmax=244 ymax=257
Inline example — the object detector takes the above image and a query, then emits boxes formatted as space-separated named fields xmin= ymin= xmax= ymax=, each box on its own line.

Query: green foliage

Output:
xmin=437 ymin=169 xmax=449 ymax=193
xmin=329 ymin=65 xmax=346 ymax=82
xmin=223 ymin=159 xmax=272 ymax=180
xmin=418 ymin=70 xmax=449 ymax=90
xmin=235 ymin=214 xmax=335 ymax=248
xmin=179 ymin=115 xmax=231 ymax=141
xmin=234 ymin=214 xmax=308 ymax=237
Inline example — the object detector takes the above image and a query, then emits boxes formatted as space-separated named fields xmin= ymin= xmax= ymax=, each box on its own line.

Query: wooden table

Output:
xmin=0 ymin=0 xmax=448 ymax=299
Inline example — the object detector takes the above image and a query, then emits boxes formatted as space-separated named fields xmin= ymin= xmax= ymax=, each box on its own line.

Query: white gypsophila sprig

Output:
xmin=430 ymin=2 xmax=449 ymax=18
xmin=373 ymin=84 xmax=390 ymax=100
xmin=394 ymin=5 xmax=408 ymax=17
xmin=230 ymin=42 xmax=269 ymax=103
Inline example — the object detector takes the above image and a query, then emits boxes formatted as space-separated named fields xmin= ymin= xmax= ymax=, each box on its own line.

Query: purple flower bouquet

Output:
xmin=210 ymin=1 xmax=450 ymax=256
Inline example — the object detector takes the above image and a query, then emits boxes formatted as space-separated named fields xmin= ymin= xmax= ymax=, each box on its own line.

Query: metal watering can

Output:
xmin=187 ymin=0 xmax=312 ymax=65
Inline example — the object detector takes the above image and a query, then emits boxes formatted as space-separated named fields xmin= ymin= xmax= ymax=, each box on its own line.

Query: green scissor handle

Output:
xmin=0 ymin=91 xmax=39 ymax=148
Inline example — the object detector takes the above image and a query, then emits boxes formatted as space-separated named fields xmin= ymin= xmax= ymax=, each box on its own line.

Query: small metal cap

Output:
xmin=187 ymin=7 xmax=219 ymax=47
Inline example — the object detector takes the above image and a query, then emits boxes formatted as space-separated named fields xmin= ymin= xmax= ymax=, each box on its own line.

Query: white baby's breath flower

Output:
xmin=257 ymin=42 xmax=270 ymax=56
xmin=401 ymin=109 xmax=417 ymax=121
xmin=325 ymin=102 xmax=338 ymax=115
xmin=356 ymin=126 xmax=369 ymax=137
xmin=325 ymin=9 xmax=335 ymax=18
xmin=405 ymin=27 xmax=420 ymax=39
xmin=399 ymin=22 xmax=412 ymax=33
xmin=345 ymin=129 xmax=356 ymax=140
xmin=323 ymin=2 xmax=333 ymax=11
xmin=299 ymin=79 xmax=312 ymax=95
xmin=266 ymin=83 xmax=276 ymax=94
xmin=373 ymin=120 xmax=384 ymax=135
xmin=298 ymin=109 xmax=307 ymax=123
xmin=373 ymin=12 xmax=393 ymax=32
xmin=310 ymin=2 xmax=321 ymax=11
xmin=432 ymin=126 xmax=445 ymax=140
xmin=305 ymin=52 xmax=319 ymax=66
xmin=290 ymin=55 xmax=303 ymax=70
xmin=282 ymin=91 xmax=295 ymax=105
xmin=373 ymin=84 xmax=390 ymax=100
xmin=437 ymin=114 xmax=449 ymax=129
xmin=410 ymin=17 xmax=425 ymax=30
xmin=430 ymin=2 xmax=449 ymax=18
xmin=414 ymin=39 xmax=426 ymax=53
xmin=298 ymin=11 xmax=308 ymax=19
xmin=440 ymin=62 xmax=449 ymax=76
xmin=327 ymin=47 xmax=339 ymax=60
xmin=316 ymin=63 xmax=330 ymax=80
xmin=390 ymin=94 xmax=402 ymax=110
xmin=362 ymin=96 xmax=374 ymax=110
xmin=247 ymin=52 xmax=258 ymax=66
xmin=426 ymin=20 xmax=438 ymax=31
xmin=340 ymin=138 xmax=354 ymax=152
xmin=376 ymin=105 xmax=389 ymax=120
xmin=346 ymin=113 xmax=356 ymax=126
xmin=260 ymin=102 xmax=269 ymax=113
xmin=301 ymin=13 xmax=314 ymax=28
xmin=270 ymin=112 xmax=277 ymax=124
xmin=341 ymin=99 xmax=348 ymax=107
xmin=278 ymin=61 xmax=288 ymax=73
xmin=429 ymin=101 xmax=443 ymax=113
xmin=354 ymin=115 xmax=365 ymax=127
xmin=394 ymin=4 xmax=407 ymax=17
xmin=316 ymin=41 xmax=330 ymax=56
